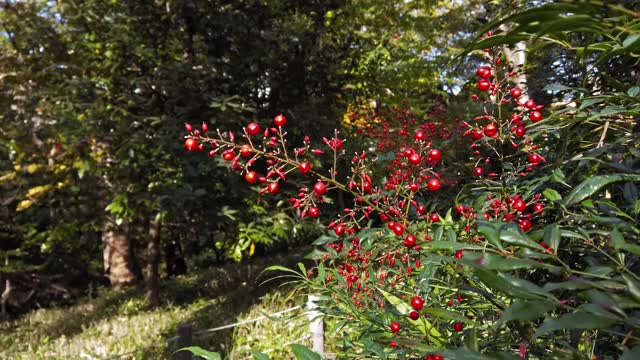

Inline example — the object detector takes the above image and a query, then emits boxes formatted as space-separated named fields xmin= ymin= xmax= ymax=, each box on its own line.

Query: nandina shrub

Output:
xmin=182 ymin=27 xmax=640 ymax=359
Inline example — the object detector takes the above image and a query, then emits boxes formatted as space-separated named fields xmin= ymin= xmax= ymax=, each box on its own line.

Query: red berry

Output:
xmin=429 ymin=213 xmax=440 ymax=222
xmin=308 ymin=207 xmax=320 ymax=218
xmin=240 ymin=144 xmax=252 ymax=157
xmin=427 ymin=178 xmax=441 ymax=191
xmin=483 ymin=123 xmax=498 ymax=137
xmin=247 ymin=122 xmax=261 ymax=135
xmin=510 ymin=113 xmax=522 ymax=123
xmin=201 ymin=122 xmax=209 ymax=132
xmin=411 ymin=296 xmax=424 ymax=310
xmin=510 ymin=88 xmax=522 ymax=98
xmin=472 ymin=129 xmax=483 ymax=139
xmin=409 ymin=311 xmax=419 ymax=321
xmin=222 ymin=150 xmax=235 ymax=161
xmin=390 ymin=321 xmax=401 ymax=333
xmin=428 ymin=149 xmax=441 ymax=162
xmin=529 ymin=110 xmax=543 ymax=122
xmin=403 ymin=234 xmax=417 ymax=247
xmin=267 ymin=182 xmax=280 ymax=194
xmin=185 ymin=123 xmax=193 ymax=132
xmin=409 ymin=182 xmax=419 ymax=192
xmin=414 ymin=131 xmax=426 ymax=142
xmin=454 ymin=250 xmax=464 ymax=259
xmin=299 ymin=161 xmax=311 ymax=174
xmin=184 ymin=138 xmax=198 ymax=151
xmin=274 ymin=114 xmax=287 ymax=127
xmin=519 ymin=219 xmax=532 ymax=232
xmin=524 ymin=99 xmax=536 ymax=109
xmin=514 ymin=126 xmax=526 ymax=137
xmin=513 ymin=199 xmax=527 ymax=212
xmin=433 ymin=355 xmax=444 ymax=360
xmin=473 ymin=167 xmax=484 ymax=177
xmin=477 ymin=79 xmax=491 ymax=91
xmin=408 ymin=153 xmax=421 ymax=165
xmin=392 ymin=223 xmax=405 ymax=236
xmin=313 ymin=181 xmax=327 ymax=196
xmin=476 ymin=66 xmax=491 ymax=79
xmin=453 ymin=321 xmax=464 ymax=332
xmin=529 ymin=153 xmax=541 ymax=164
xmin=245 ymin=171 xmax=258 ymax=183
xmin=334 ymin=223 xmax=345 ymax=236
xmin=533 ymin=203 xmax=545 ymax=213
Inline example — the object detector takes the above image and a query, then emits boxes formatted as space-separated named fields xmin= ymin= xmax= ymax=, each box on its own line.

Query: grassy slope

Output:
xmin=0 ymin=251 xmax=315 ymax=360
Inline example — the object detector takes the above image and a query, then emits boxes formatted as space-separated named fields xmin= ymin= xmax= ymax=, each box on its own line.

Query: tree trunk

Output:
xmin=0 ymin=256 xmax=9 ymax=319
xmin=102 ymin=216 xmax=137 ymax=289
xmin=502 ymin=39 xmax=528 ymax=97
xmin=146 ymin=215 xmax=161 ymax=307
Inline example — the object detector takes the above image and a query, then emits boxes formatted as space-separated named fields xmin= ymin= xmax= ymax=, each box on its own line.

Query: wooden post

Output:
xmin=306 ymin=294 xmax=324 ymax=355
xmin=176 ymin=323 xmax=193 ymax=360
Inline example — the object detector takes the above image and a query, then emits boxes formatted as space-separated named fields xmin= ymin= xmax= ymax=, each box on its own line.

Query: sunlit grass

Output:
xmin=0 ymin=251 xmax=314 ymax=360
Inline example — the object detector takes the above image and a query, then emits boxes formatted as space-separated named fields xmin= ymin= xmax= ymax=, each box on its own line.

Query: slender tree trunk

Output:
xmin=102 ymin=216 xmax=137 ymax=289
xmin=146 ymin=215 xmax=161 ymax=307
xmin=502 ymin=39 xmax=528 ymax=97
xmin=0 ymin=256 xmax=9 ymax=319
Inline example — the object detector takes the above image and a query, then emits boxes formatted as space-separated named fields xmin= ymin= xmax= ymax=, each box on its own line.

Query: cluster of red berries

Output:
xmin=181 ymin=36 xmax=554 ymax=354
xmin=482 ymin=193 xmax=545 ymax=232
xmin=465 ymin=43 xmax=549 ymax=182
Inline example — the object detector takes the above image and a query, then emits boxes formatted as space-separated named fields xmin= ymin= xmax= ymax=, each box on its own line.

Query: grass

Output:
xmin=0 ymin=251 xmax=317 ymax=360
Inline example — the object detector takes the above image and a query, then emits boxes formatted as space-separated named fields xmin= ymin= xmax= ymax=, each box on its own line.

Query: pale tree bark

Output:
xmin=102 ymin=216 xmax=137 ymax=289
xmin=146 ymin=214 xmax=161 ymax=307
xmin=0 ymin=256 xmax=9 ymax=319
xmin=502 ymin=38 xmax=528 ymax=99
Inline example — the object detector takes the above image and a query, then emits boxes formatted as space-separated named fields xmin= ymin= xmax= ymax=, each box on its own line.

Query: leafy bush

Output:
xmin=183 ymin=2 xmax=639 ymax=359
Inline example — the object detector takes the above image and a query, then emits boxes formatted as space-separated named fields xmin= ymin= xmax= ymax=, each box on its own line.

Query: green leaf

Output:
xmin=543 ymin=188 xmax=562 ymax=201
xmin=441 ymin=348 xmax=493 ymax=360
xmin=289 ymin=344 xmax=323 ymax=360
xmin=497 ymin=300 xmax=558 ymax=325
xmin=463 ymin=261 xmax=550 ymax=300
xmin=564 ymin=174 xmax=640 ymax=207
xmin=362 ymin=338 xmax=387 ymax=359
xmin=476 ymin=220 xmax=503 ymax=250
xmin=312 ymin=234 xmax=337 ymax=245
xmin=621 ymin=346 xmax=640 ymax=360
xmin=425 ymin=241 xmax=488 ymax=252
xmin=423 ymin=307 xmax=475 ymax=324
xmin=579 ymin=97 xmax=605 ymax=109
xmin=623 ymin=274 xmax=640 ymax=301
xmin=251 ymin=349 xmax=270 ymax=360
xmin=498 ymin=223 xmax=543 ymax=250
xmin=622 ymin=34 xmax=640 ymax=49
xmin=544 ymin=224 xmax=561 ymax=253
xmin=543 ymin=83 xmax=572 ymax=92
xmin=534 ymin=313 xmax=616 ymax=338
xmin=446 ymin=228 xmax=457 ymax=242
xmin=468 ymin=253 xmax=558 ymax=271
xmin=178 ymin=347 xmax=221 ymax=360
xmin=628 ymin=86 xmax=640 ymax=97
xmin=544 ymin=278 xmax=595 ymax=292
xmin=611 ymin=228 xmax=640 ymax=255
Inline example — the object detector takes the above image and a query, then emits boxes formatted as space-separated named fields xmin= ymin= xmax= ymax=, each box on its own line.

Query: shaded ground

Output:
xmin=0 ymin=250 xmax=315 ymax=360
